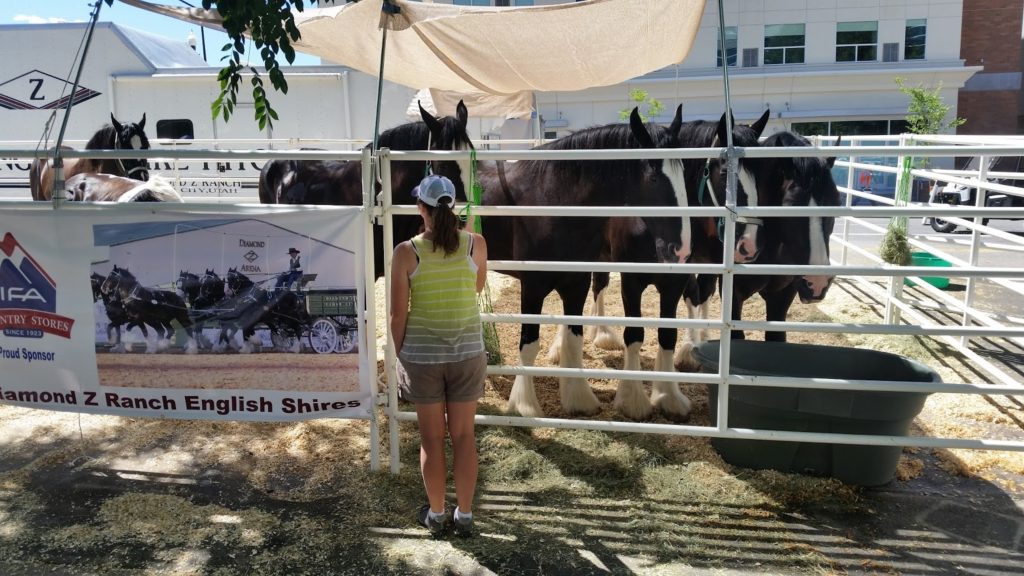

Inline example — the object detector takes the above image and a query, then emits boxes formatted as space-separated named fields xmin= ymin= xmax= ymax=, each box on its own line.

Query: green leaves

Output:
xmin=204 ymin=1 xmax=361 ymax=131
xmin=895 ymin=77 xmax=966 ymax=135
xmin=618 ymin=89 xmax=664 ymax=122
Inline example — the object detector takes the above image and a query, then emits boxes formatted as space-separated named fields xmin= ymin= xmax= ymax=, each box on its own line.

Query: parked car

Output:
xmin=924 ymin=155 xmax=1024 ymax=233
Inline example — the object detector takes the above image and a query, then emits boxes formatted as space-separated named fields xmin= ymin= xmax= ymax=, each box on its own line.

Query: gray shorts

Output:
xmin=397 ymin=354 xmax=487 ymax=404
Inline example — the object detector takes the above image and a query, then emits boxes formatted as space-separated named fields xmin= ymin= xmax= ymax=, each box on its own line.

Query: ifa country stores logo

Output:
xmin=0 ymin=232 xmax=74 ymax=340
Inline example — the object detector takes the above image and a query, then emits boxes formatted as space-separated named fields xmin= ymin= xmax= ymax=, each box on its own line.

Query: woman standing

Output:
xmin=390 ymin=174 xmax=488 ymax=537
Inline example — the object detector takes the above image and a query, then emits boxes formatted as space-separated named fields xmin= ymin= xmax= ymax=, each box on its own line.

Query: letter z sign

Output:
xmin=0 ymin=70 xmax=101 ymax=110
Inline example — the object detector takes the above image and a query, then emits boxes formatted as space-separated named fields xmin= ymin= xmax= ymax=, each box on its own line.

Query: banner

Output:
xmin=0 ymin=205 xmax=371 ymax=421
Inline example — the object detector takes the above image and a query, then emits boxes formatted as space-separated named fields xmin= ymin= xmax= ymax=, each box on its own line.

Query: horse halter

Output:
xmin=113 ymin=124 xmax=150 ymax=180
xmin=697 ymin=157 xmax=764 ymax=238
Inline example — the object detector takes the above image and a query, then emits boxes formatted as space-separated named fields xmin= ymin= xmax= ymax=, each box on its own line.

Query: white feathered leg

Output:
xmin=546 ymin=324 xmax=566 ymax=364
xmin=560 ymin=330 xmax=601 ymax=415
xmin=614 ymin=342 xmax=653 ymax=420
xmin=507 ymin=341 xmax=543 ymax=418
xmin=591 ymin=285 xmax=624 ymax=350
xmin=651 ymin=348 xmax=691 ymax=421
xmin=675 ymin=299 xmax=708 ymax=371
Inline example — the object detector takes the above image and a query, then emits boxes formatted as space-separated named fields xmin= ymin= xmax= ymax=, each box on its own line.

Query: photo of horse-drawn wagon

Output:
xmin=169 ymin=268 xmax=359 ymax=355
xmin=91 ymin=217 xmax=362 ymax=356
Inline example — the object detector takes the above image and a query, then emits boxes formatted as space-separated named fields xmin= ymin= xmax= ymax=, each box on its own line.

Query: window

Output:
xmin=717 ymin=27 xmax=737 ymax=67
xmin=905 ymin=19 xmax=926 ymax=60
xmin=156 ymin=119 xmax=194 ymax=140
xmin=882 ymin=43 xmax=899 ymax=62
xmin=836 ymin=21 xmax=877 ymax=62
xmin=456 ymin=0 xmax=533 ymax=5
xmin=764 ymin=24 xmax=805 ymax=65
xmin=792 ymin=120 xmax=907 ymax=137
xmin=742 ymin=48 xmax=759 ymax=67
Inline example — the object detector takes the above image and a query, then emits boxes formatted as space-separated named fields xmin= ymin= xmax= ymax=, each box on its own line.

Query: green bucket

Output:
xmin=904 ymin=251 xmax=952 ymax=289
xmin=695 ymin=340 xmax=939 ymax=486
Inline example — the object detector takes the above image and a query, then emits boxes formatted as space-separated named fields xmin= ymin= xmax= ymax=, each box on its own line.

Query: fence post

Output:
xmin=842 ymin=148 xmax=857 ymax=266
xmin=961 ymin=155 xmax=989 ymax=347
xmin=884 ymin=136 xmax=908 ymax=325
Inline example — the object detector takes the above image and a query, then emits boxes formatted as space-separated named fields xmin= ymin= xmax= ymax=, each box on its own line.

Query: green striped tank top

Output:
xmin=399 ymin=230 xmax=484 ymax=364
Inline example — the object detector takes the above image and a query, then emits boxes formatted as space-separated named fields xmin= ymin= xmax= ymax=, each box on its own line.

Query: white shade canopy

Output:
xmin=119 ymin=0 xmax=706 ymax=95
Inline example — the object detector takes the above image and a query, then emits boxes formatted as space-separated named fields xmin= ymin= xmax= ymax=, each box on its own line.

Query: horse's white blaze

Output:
xmin=129 ymin=135 xmax=142 ymax=150
xmin=663 ymin=159 xmax=690 ymax=262
xmin=456 ymin=141 xmax=474 ymax=196
xmin=614 ymin=342 xmax=653 ymax=420
xmin=803 ymin=197 xmax=833 ymax=299
xmin=508 ymin=341 xmax=543 ymax=417
xmin=735 ymin=167 xmax=760 ymax=263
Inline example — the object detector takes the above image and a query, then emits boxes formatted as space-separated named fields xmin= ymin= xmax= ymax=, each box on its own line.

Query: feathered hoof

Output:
xmin=652 ymin=390 xmax=692 ymax=422
xmin=614 ymin=382 xmax=653 ymax=421
xmin=505 ymin=400 xmax=544 ymax=419
xmin=592 ymin=327 xmax=624 ymax=351
xmin=674 ymin=343 xmax=702 ymax=372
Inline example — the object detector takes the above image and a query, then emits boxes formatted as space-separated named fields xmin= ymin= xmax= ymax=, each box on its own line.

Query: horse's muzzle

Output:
xmin=797 ymin=275 xmax=833 ymax=303
xmin=656 ymin=239 xmax=689 ymax=264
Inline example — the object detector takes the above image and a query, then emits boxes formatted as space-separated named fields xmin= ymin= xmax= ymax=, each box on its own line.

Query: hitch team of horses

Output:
xmin=55 ymin=102 xmax=840 ymax=421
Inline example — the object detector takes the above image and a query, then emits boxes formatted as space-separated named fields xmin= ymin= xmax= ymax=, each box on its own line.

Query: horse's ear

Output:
xmin=669 ymin=104 xmax=682 ymax=136
xmin=110 ymin=113 xmax=123 ymax=132
xmin=750 ymin=108 xmax=770 ymax=138
xmin=455 ymin=100 xmax=468 ymax=129
xmin=419 ymin=100 xmax=441 ymax=135
xmin=138 ymin=113 xmax=146 ymax=130
xmin=628 ymin=108 xmax=655 ymax=148
xmin=714 ymin=112 xmax=729 ymax=148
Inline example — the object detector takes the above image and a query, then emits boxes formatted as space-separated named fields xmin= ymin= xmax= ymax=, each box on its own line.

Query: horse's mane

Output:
xmin=85 ymin=125 xmax=117 ymax=149
xmin=762 ymin=131 xmax=840 ymax=207
xmin=374 ymin=116 xmax=473 ymax=151
xmin=517 ymin=123 xmax=652 ymax=182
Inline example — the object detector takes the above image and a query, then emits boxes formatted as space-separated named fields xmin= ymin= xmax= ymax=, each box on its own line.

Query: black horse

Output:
xmin=258 ymin=101 xmax=474 ymax=279
xmin=475 ymin=108 xmax=699 ymax=418
xmin=724 ymin=131 xmax=841 ymax=342
xmin=578 ymin=107 xmax=771 ymax=420
xmin=177 ymin=269 xmax=225 ymax=313
xmin=101 ymin=265 xmax=197 ymax=354
xmin=92 ymin=271 xmax=152 ymax=353
xmin=207 ymin=268 xmax=308 ymax=353
xmin=31 ymin=114 xmax=151 ymax=201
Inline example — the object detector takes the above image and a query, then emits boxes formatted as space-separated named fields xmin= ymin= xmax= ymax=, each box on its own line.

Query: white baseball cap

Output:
xmin=411 ymin=175 xmax=456 ymax=208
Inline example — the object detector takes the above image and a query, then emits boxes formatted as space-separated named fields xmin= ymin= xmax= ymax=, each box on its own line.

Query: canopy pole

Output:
xmin=52 ymin=0 xmax=104 ymax=206
xmin=716 ymin=0 xmax=734 ymax=150
xmin=716 ymin=0 xmax=739 ymax=207
xmin=373 ymin=0 xmax=401 ymax=153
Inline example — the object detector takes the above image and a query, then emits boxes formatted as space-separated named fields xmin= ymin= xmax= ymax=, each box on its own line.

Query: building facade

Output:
xmin=510 ymin=0 xmax=988 ymax=139
xmin=957 ymin=0 xmax=1024 ymax=135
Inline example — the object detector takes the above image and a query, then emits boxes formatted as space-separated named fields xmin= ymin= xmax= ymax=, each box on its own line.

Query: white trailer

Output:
xmin=0 ymin=21 xmax=421 ymax=200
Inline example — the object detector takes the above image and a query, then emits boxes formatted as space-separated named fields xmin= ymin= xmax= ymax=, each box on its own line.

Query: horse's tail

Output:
xmin=29 ymin=158 xmax=45 ymax=201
